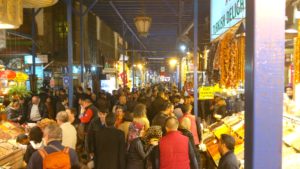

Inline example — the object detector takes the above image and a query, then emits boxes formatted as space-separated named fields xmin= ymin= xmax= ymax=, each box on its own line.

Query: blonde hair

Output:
xmin=180 ymin=117 xmax=191 ymax=130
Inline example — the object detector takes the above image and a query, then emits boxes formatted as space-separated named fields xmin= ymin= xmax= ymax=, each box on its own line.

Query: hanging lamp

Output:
xmin=0 ymin=0 xmax=23 ymax=29
xmin=23 ymin=0 xmax=58 ymax=8
xmin=134 ymin=16 xmax=152 ymax=37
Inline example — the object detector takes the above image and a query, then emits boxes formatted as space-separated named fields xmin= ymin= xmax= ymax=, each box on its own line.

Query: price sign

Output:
xmin=199 ymin=86 xmax=215 ymax=100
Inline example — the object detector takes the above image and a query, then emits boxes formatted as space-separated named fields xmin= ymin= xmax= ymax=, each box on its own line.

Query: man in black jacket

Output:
xmin=91 ymin=113 xmax=126 ymax=169
xmin=149 ymin=91 xmax=167 ymax=122
xmin=218 ymin=134 xmax=239 ymax=169
xmin=27 ymin=96 xmax=48 ymax=123
xmin=87 ymin=107 xmax=107 ymax=154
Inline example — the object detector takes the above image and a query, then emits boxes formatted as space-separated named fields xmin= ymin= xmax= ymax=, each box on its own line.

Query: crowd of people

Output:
xmin=6 ymin=83 xmax=241 ymax=169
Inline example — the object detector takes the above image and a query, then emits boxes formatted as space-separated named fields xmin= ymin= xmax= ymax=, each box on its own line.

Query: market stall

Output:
xmin=0 ymin=121 xmax=26 ymax=168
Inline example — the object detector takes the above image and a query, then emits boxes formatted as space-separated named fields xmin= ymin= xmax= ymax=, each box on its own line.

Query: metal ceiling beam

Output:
xmin=109 ymin=1 xmax=147 ymax=51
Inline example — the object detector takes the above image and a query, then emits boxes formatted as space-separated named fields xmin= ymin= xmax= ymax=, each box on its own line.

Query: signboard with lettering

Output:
xmin=199 ymin=86 xmax=215 ymax=100
xmin=210 ymin=0 xmax=245 ymax=40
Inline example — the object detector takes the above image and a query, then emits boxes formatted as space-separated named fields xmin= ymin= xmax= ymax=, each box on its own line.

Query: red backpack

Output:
xmin=38 ymin=145 xmax=71 ymax=169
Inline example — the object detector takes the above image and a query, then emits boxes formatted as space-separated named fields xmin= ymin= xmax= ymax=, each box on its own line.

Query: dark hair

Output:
xmin=123 ymin=112 xmax=133 ymax=122
xmin=98 ymin=107 xmax=108 ymax=114
xmin=16 ymin=134 xmax=28 ymax=143
xmin=29 ymin=126 xmax=43 ymax=144
xmin=181 ymin=104 xmax=192 ymax=114
xmin=220 ymin=134 xmax=236 ymax=151
xmin=105 ymin=113 xmax=116 ymax=127
xmin=77 ymin=86 xmax=83 ymax=92
xmin=133 ymin=103 xmax=147 ymax=118
xmin=161 ymin=101 xmax=173 ymax=111
xmin=67 ymin=108 xmax=76 ymax=115
xmin=86 ymin=88 xmax=92 ymax=92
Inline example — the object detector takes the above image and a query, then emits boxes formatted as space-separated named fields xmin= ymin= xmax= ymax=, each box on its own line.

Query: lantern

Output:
xmin=134 ymin=16 xmax=152 ymax=37
xmin=0 ymin=0 xmax=23 ymax=29
xmin=23 ymin=0 xmax=58 ymax=8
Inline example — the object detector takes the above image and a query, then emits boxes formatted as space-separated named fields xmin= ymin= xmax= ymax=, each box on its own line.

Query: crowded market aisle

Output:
xmin=0 ymin=83 xmax=244 ymax=169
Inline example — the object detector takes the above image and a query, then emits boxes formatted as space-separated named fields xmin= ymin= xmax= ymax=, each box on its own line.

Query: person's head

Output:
xmin=91 ymin=93 xmax=97 ymax=101
xmin=105 ymin=113 xmax=116 ymax=127
xmin=46 ymin=97 xmax=52 ymax=103
xmin=119 ymin=95 xmax=127 ymax=105
xmin=29 ymin=126 xmax=43 ymax=144
xmin=98 ymin=107 xmax=108 ymax=124
xmin=77 ymin=86 xmax=83 ymax=93
xmin=43 ymin=124 xmax=62 ymax=145
xmin=86 ymin=88 xmax=92 ymax=95
xmin=161 ymin=102 xmax=173 ymax=115
xmin=158 ymin=91 xmax=165 ymax=99
xmin=65 ymin=108 xmax=76 ymax=123
xmin=16 ymin=134 xmax=29 ymax=145
xmin=56 ymin=111 xmax=69 ymax=125
xmin=78 ymin=96 xmax=85 ymax=105
xmin=59 ymin=89 xmax=66 ymax=96
xmin=11 ymin=100 xmax=20 ymax=109
xmin=60 ymin=95 xmax=68 ymax=104
xmin=123 ymin=111 xmax=133 ymax=122
xmin=115 ymin=105 xmax=124 ymax=115
xmin=218 ymin=134 xmax=236 ymax=155
xmin=184 ymin=96 xmax=192 ymax=105
xmin=143 ymin=126 xmax=162 ymax=142
xmin=32 ymin=96 xmax=40 ymax=105
xmin=285 ymin=86 xmax=293 ymax=99
xmin=181 ymin=104 xmax=192 ymax=115
xmin=133 ymin=103 xmax=147 ymax=118
xmin=165 ymin=117 xmax=179 ymax=133
xmin=179 ymin=117 xmax=191 ymax=130
xmin=83 ymin=98 xmax=93 ymax=108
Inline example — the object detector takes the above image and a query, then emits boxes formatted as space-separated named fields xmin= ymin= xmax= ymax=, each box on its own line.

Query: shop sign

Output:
xmin=199 ymin=86 xmax=215 ymax=100
xmin=63 ymin=76 xmax=69 ymax=87
xmin=103 ymin=68 xmax=117 ymax=74
xmin=210 ymin=0 xmax=245 ymax=40
xmin=24 ymin=54 xmax=48 ymax=64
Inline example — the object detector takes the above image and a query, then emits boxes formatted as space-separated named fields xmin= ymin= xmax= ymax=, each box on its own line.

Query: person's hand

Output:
xmin=150 ymin=139 xmax=158 ymax=146
xmin=90 ymin=153 xmax=94 ymax=159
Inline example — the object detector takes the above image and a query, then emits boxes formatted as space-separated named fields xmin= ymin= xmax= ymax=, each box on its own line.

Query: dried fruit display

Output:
xmin=215 ymin=31 xmax=245 ymax=88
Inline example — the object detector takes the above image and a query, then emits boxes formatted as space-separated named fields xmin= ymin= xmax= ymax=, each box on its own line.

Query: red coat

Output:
xmin=159 ymin=131 xmax=190 ymax=169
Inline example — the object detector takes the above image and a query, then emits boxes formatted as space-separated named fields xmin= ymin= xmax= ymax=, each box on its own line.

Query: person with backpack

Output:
xmin=27 ymin=124 xmax=79 ymax=169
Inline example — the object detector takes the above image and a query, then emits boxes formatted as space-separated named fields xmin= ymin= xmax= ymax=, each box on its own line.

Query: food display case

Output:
xmin=0 ymin=121 xmax=26 ymax=168
xmin=203 ymin=112 xmax=245 ymax=168
xmin=203 ymin=112 xmax=300 ymax=169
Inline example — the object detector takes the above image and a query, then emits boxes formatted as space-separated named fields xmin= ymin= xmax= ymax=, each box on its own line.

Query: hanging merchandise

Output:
xmin=0 ymin=0 xmax=23 ymax=29
xmin=217 ymin=31 xmax=245 ymax=88
xmin=294 ymin=20 xmax=300 ymax=84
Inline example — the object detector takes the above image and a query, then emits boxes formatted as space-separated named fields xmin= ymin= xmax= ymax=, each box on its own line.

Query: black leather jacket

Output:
xmin=27 ymin=102 xmax=48 ymax=122
xmin=126 ymin=137 xmax=154 ymax=169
